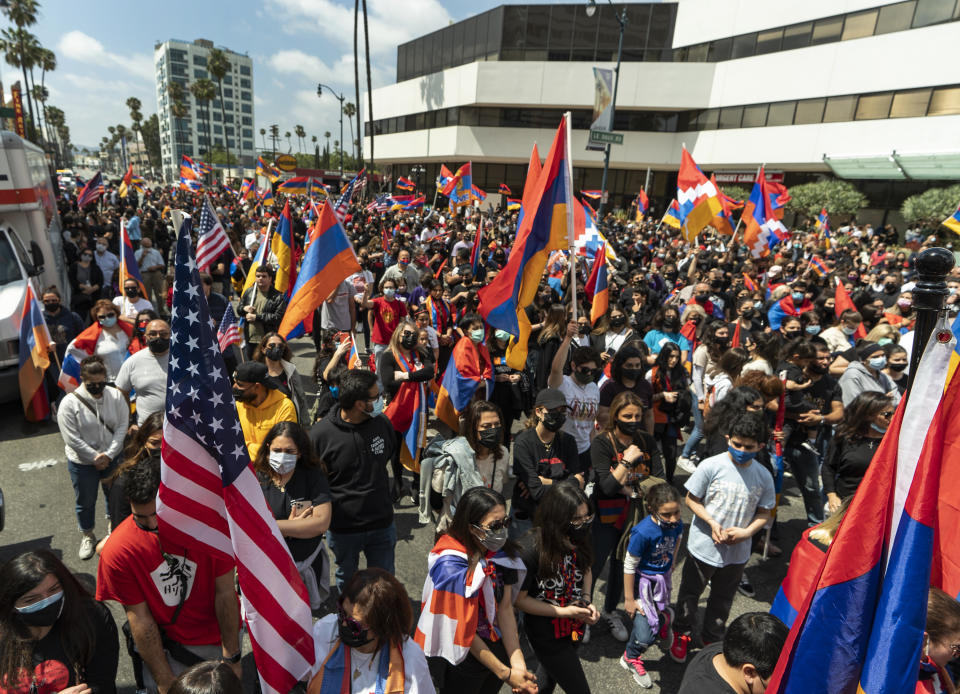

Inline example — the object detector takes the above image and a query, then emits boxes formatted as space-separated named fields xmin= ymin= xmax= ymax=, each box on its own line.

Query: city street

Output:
xmin=0 ymin=339 xmax=809 ymax=694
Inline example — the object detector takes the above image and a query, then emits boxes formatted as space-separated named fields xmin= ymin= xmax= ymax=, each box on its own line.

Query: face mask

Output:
xmin=868 ymin=356 xmax=887 ymax=370
xmin=574 ymin=369 xmax=596 ymax=385
xmin=897 ymin=299 xmax=912 ymax=310
xmin=477 ymin=526 xmax=508 ymax=553
xmin=400 ymin=333 xmax=417 ymax=349
xmin=792 ymin=292 xmax=805 ymax=302
xmin=329 ymin=385 xmax=340 ymax=399
xmin=656 ymin=515 xmax=682 ymax=532
xmin=695 ymin=293 xmax=708 ymax=303
xmin=268 ymin=451 xmax=298 ymax=476
xmin=264 ymin=345 xmax=284 ymax=361
xmin=805 ymin=325 xmax=820 ymax=335
xmin=81 ymin=253 xmax=93 ymax=262
xmin=622 ymin=368 xmax=642 ymax=381
xmin=383 ymin=288 xmax=396 ymax=300
xmin=888 ymin=362 xmax=907 ymax=372
xmin=96 ymin=243 xmax=107 ymax=252
xmin=841 ymin=325 xmax=858 ymax=336
xmin=469 ymin=328 xmax=485 ymax=343
xmin=478 ymin=426 xmax=502 ymax=450
xmin=399 ymin=259 xmax=409 ymax=266
xmin=44 ymin=302 xmax=60 ymax=313
xmin=783 ymin=330 xmax=801 ymax=340
xmin=125 ymin=287 xmax=139 ymax=298
xmin=99 ymin=315 xmax=117 ymax=328
xmin=233 ymin=387 xmax=254 ymax=403
xmin=147 ymin=337 xmax=170 ymax=354
xmin=15 ymin=591 xmax=64 ymax=627
xmin=808 ymin=362 xmax=828 ymax=375
xmin=616 ymin=419 xmax=640 ymax=437
xmin=369 ymin=396 xmax=384 ymax=417
xmin=663 ymin=319 xmax=679 ymax=332
xmin=338 ymin=616 xmax=373 ymax=649
xmin=728 ymin=445 xmax=758 ymax=465
xmin=85 ymin=382 xmax=106 ymax=396
xmin=609 ymin=315 xmax=626 ymax=328
xmin=578 ymin=324 xmax=590 ymax=335
xmin=877 ymin=338 xmax=893 ymax=347
xmin=567 ymin=525 xmax=591 ymax=545
xmin=884 ymin=284 xmax=898 ymax=293
xmin=741 ymin=308 xmax=755 ymax=318
xmin=541 ymin=411 xmax=566 ymax=432
xmin=870 ymin=422 xmax=888 ymax=434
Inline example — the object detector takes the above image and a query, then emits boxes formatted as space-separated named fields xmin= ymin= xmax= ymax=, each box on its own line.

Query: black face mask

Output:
xmin=233 ymin=387 xmax=254 ymax=403
xmin=783 ymin=331 xmax=801 ymax=341
xmin=147 ymin=337 xmax=170 ymax=354
xmin=808 ymin=362 xmax=828 ymax=375
xmin=574 ymin=369 xmax=597 ymax=385
xmin=622 ymin=368 xmax=643 ymax=381
xmin=567 ymin=525 xmax=591 ymax=545
xmin=479 ymin=426 xmax=502 ymax=450
xmin=541 ymin=411 xmax=566 ymax=432
xmin=264 ymin=346 xmax=284 ymax=361
xmin=85 ymin=382 xmax=106 ymax=396
xmin=44 ymin=302 xmax=60 ymax=313
xmin=695 ymin=293 xmax=708 ymax=303
xmin=884 ymin=284 xmax=898 ymax=293
xmin=16 ymin=593 xmax=64 ymax=628
xmin=400 ymin=333 xmax=417 ymax=349
xmin=616 ymin=419 xmax=640 ymax=437
xmin=741 ymin=308 xmax=756 ymax=318
xmin=609 ymin=315 xmax=626 ymax=328
xmin=887 ymin=362 xmax=907 ymax=372
xmin=663 ymin=319 xmax=680 ymax=332
xmin=664 ymin=272 xmax=678 ymax=282
xmin=125 ymin=288 xmax=139 ymax=298
xmin=577 ymin=324 xmax=590 ymax=335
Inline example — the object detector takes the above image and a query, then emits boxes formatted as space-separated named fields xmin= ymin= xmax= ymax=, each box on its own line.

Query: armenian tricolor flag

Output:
xmin=18 ymin=285 xmax=52 ymax=421
xmin=257 ymin=156 xmax=282 ymax=183
xmin=943 ymin=202 xmax=960 ymax=235
xmin=277 ymin=177 xmax=315 ymax=195
xmin=435 ymin=336 xmax=492 ymax=431
xmin=584 ymin=244 xmax=609 ymax=326
xmin=119 ymin=219 xmax=146 ymax=298
xmin=634 ymin=189 xmax=649 ymax=221
xmin=384 ymin=350 xmax=429 ymax=472
xmin=742 ymin=273 xmax=758 ymax=293
xmin=581 ymin=189 xmax=602 ymax=200
xmin=498 ymin=183 xmax=511 ymax=195
xmin=661 ymin=199 xmax=682 ymax=229
xmin=809 ymin=255 xmax=829 ymax=277
xmin=271 ymin=201 xmax=297 ymax=296
xmin=396 ymin=177 xmax=416 ymax=192
xmin=506 ymin=198 xmax=521 ymax=211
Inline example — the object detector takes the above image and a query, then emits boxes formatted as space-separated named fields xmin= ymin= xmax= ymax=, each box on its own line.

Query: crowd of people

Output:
xmin=3 ymin=177 xmax=960 ymax=694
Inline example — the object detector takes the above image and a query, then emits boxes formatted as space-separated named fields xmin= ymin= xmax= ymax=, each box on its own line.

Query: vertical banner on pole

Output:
xmin=587 ymin=68 xmax=613 ymax=153
xmin=564 ymin=112 xmax=578 ymax=322
xmin=11 ymin=82 xmax=25 ymax=137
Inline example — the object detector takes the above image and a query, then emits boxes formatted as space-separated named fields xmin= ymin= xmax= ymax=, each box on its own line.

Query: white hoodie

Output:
xmin=57 ymin=383 xmax=129 ymax=465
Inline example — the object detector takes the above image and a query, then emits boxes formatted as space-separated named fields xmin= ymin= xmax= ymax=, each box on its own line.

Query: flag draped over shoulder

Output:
xmin=384 ymin=350 xmax=428 ymax=473
xmin=18 ymin=285 xmax=52 ymax=421
xmin=768 ymin=326 xmax=955 ymax=694
xmin=477 ymin=118 xmax=573 ymax=370
xmin=277 ymin=201 xmax=360 ymax=339
xmin=435 ymin=336 xmax=492 ymax=431
xmin=158 ymin=213 xmax=314 ymax=694
xmin=676 ymin=147 xmax=722 ymax=242
xmin=58 ymin=321 xmax=133 ymax=392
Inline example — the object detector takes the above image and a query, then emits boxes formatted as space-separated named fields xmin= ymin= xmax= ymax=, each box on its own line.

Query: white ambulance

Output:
xmin=0 ymin=131 xmax=68 ymax=403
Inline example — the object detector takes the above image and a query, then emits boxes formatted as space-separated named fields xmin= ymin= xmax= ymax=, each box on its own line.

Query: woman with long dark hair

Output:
xmin=648 ymin=342 xmax=690 ymax=483
xmin=680 ymin=322 xmax=731 ymax=471
xmin=252 ymin=332 xmax=312 ymax=428
xmin=306 ymin=568 xmax=432 ymax=693
xmin=822 ymin=391 xmax=894 ymax=514
xmin=701 ymin=386 xmax=765 ymax=457
xmin=104 ymin=411 xmax=163 ymax=545
xmin=0 ymin=550 xmax=119 ymax=694
xmin=596 ymin=343 xmax=653 ymax=432
xmin=516 ymin=483 xmax=600 ymax=694
xmin=416 ymin=487 xmax=536 ymax=694
xmin=254 ymin=421 xmax=332 ymax=611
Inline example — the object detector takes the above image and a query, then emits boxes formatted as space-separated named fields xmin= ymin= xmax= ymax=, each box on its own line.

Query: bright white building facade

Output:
xmin=366 ymin=0 xmax=960 ymax=225
xmin=154 ymin=39 xmax=256 ymax=183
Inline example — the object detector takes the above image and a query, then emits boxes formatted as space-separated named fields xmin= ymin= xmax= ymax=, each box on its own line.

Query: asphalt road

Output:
xmin=0 ymin=337 xmax=809 ymax=694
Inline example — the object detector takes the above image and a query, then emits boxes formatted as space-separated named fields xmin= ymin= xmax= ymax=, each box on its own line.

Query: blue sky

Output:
xmin=13 ymin=0 xmax=585 ymax=152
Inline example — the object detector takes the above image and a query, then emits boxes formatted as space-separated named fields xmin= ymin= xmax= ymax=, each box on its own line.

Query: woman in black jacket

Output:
xmin=68 ymin=250 xmax=104 ymax=319
xmin=380 ymin=319 xmax=436 ymax=504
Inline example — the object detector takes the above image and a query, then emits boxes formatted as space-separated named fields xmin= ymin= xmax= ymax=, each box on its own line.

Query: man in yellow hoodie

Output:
xmin=233 ymin=361 xmax=297 ymax=459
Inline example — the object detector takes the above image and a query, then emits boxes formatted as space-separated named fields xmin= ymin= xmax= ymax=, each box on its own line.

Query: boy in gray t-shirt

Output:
xmin=674 ymin=412 xmax=775 ymax=652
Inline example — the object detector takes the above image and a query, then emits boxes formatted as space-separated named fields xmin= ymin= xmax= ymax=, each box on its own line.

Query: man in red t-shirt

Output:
xmin=361 ymin=275 xmax=408 ymax=370
xmin=96 ymin=462 xmax=240 ymax=694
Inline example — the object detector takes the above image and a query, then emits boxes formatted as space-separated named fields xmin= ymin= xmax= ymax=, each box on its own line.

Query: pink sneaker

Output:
xmin=669 ymin=632 xmax=692 ymax=664
xmin=658 ymin=606 xmax=675 ymax=644
xmin=620 ymin=654 xmax=653 ymax=688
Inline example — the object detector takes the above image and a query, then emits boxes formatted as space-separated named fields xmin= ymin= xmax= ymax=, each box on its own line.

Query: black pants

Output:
xmin=675 ymin=556 xmax=745 ymax=643
xmin=656 ymin=427 xmax=678 ymax=483
xmin=441 ymin=638 xmax=508 ymax=694
xmin=528 ymin=637 xmax=590 ymax=694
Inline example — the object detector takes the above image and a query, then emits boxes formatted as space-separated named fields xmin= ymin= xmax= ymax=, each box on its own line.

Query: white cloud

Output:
xmin=268 ymin=49 xmax=334 ymax=81
xmin=268 ymin=49 xmax=392 ymax=92
xmin=57 ymin=30 xmax=154 ymax=82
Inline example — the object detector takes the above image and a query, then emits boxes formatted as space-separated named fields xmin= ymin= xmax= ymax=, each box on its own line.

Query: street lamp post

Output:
xmin=586 ymin=0 xmax=627 ymax=221
xmin=318 ymin=83 xmax=346 ymax=180
xmin=410 ymin=164 xmax=425 ymax=193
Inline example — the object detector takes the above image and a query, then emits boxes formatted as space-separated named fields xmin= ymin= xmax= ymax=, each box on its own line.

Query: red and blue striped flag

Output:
xmin=584 ymin=243 xmax=608 ymax=325
xmin=435 ymin=336 xmax=492 ymax=431
xmin=498 ymin=183 xmax=511 ymax=195
xmin=18 ymin=285 xmax=52 ymax=421
xmin=396 ymin=176 xmax=416 ymax=192
xmin=217 ymin=303 xmax=241 ymax=352
xmin=76 ymin=171 xmax=103 ymax=207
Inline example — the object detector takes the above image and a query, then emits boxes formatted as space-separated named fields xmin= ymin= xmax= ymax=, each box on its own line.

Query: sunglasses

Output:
xmin=473 ymin=517 xmax=511 ymax=533
xmin=570 ymin=514 xmax=595 ymax=530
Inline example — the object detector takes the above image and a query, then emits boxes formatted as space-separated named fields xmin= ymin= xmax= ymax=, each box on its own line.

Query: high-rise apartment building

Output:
xmin=154 ymin=38 xmax=256 ymax=182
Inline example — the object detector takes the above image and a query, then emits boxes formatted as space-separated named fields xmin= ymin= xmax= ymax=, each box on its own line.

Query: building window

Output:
xmin=224 ymin=75 xmax=232 ymax=85
xmin=781 ymin=22 xmax=812 ymax=50
xmin=810 ymin=16 xmax=843 ymax=45
xmin=841 ymin=9 xmax=878 ymax=40
xmin=855 ymin=93 xmax=893 ymax=119
xmin=794 ymin=98 xmax=825 ymax=124
xmin=224 ymin=101 xmax=233 ymax=110
xmin=240 ymin=78 xmax=251 ymax=88
xmin=243 ymin=140 xmax=253 ymax=150
xmin=193 ymin=55 xmax=207 ymax=66
xmin=766 ymin=101 xmax=796 ymax=126
xmin=755 ymin=28 xmax=783 ymax=54
xmin=241 ymin=91 xmax=251 ymax=101
xmin=239 ymin=65 xmax=251 ymax=75
xmin=731 ymin=33 xmax=756 ymax=58
xmin=928 ymin=86 xmax=960 ymax=115
xmin=194 ymin=69 xmax=207 ymax=79
xmin=171 ymin=63 xmax=187 ymax=77
xmin=170 ymin=49 xmax=187 ymax=62
xmin=823 ymin=95 xmax=858 ymax=122
xmin=242 ymin=116 xmax=252 ymax=125
xmin=213 ymin=125 xmax=222 ymax=134
xmin=718 ymin=106 xmax=743 ymax=129
xmin=707 ymin=37 xmax=732 ymax=61
xmin=890 ymin=88 xmax=931 ymax=117
xmin=223 ymin=88 xmax=233 ymax=98
xmin=243 ymin=128 xmax=253 ymax=138
xmin=741 ymin=103 xmax=768 ymax=127
xmin=241 ymin=104 xmax=251 ymax=114
xmin=686 ymin=43 xmax=709 ymax=61
xmin=876 ymin=1 xmax=917 ymax=33
xmin=913 ymin=0 xmax=957 ymax=26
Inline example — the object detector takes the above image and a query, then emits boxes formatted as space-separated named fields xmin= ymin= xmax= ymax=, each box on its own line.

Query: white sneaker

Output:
xmin=676 ymin=456 xmax=697 ymax=475
xmin=605 ymin=612 xmax=629 ymax=642
xmin=79 ymin=533 xmax=96 ymax=560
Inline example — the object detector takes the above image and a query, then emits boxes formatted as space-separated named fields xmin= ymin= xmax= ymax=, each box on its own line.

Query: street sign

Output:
xmin=0 ymin=107 xmax=15 ymax=118
xmin=589 ymin=130 xmax=623 ymax=146
xmin=275 ymin=154 xmax=297 ymax=171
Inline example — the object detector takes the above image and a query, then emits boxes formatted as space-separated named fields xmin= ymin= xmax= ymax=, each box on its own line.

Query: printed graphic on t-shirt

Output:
xmin=650 ymin=534 xmax=680 ymax=568
xmin=370 ymin=435 xmax=385 ymax=456
xmin=150 ymin=555 xmax=198 ymax=607
xmin=567 ymin=396 xmax=598 ymax=422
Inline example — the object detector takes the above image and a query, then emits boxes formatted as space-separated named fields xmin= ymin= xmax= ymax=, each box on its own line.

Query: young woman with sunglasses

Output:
xmin=307 ymin=568 xmax=432 ymax=694
xmin=415 ymin=487 xmax=536 ymax=694
xmin=515 ymin=483 xmax=600 ymax=694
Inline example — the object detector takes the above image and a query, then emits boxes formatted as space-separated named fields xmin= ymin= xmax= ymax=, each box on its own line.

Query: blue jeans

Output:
xmin=681 ymin=402 xmax=704 ymax=459
xmin=327 ymin=523 xmax=397 ymax=592
xmin=590 ymin=520 xmax=624 ymax=614
xmin=625 ymin=610 xmax=657 ymax=659
xmin=786 ymin=437 xmax=826 ymax=526
xmin=68 ymin=459 xmax=117 ymax=532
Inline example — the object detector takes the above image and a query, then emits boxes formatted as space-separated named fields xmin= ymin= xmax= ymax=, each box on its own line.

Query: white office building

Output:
xmin=154 ymin=39 xmax=256 ymax=183
xmin=366 ymin=0 xmax=960 ymax=225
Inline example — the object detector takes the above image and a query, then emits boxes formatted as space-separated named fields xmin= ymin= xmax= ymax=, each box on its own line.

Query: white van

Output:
xmin=0 ymin=131 xmax=68 ymax=404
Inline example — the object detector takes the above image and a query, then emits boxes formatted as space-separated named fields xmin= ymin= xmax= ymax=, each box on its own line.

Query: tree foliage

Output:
xmin=719 ymin=185 xmax=751 ymax=204
xmin=786 ymin=179 xmax=867 ymax=221
xmin=901 ymin=184 xmax=960 ymax=227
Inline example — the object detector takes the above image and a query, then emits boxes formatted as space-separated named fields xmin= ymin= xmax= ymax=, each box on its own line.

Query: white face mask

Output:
xmin=268 ymin=451 xmax=298 ymax=475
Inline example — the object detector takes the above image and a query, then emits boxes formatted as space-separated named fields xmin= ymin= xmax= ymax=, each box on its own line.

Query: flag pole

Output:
xmin=905 ymin=247 xmax=954 ymax=394
xmin=564 ymin=112 xmax=577 ymax=323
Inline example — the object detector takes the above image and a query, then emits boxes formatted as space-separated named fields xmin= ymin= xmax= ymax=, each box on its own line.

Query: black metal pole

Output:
xmin=905 ymin=246 xmax=954 ymax=394
xmin=596 ymin=6 xmax=626 ymax=222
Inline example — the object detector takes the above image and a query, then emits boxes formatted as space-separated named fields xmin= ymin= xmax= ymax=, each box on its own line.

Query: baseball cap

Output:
xmin=535 ymin=388 xmax=567 ymax=410
xmin=234 ymin=361 xmax=269 ymax=385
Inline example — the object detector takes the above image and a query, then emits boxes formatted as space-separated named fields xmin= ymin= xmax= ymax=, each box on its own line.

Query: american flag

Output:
xmin=333 ymin=177 xmax=355 ymax=224
xmin=366 ymin=193 xmax=391 ymax=213
xmin=157 ymin=213 xmax=314 ymax=694
xmin=196 ymin=196 xmax=232 ymax=272
xmin=217 ymin=303 xmax=241 ymax=352
xmin=76 ymin=171 xmax=103 ymax=207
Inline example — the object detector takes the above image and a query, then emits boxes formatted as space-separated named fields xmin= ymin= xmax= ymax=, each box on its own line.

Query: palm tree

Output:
xmin=0 ymin=0 xmax=39 ymax=141
xmin=36 ymin=47 xmax=55 ymax=148
xmin=30 ymin=83 xmax=47 ymax=141
xmin=362 ymin=0 xmax=373 ymax=175
xmin=269 ymin=124 xmax=279 ymax=158
xmin=284 ymin=131 xmax=292 ymax=153
xmin=189 ymin=78 xmax=216 ymax=158
xmin=342 ymin=103 xmax=357 ymax=160
xmin=259 ymin=127 xmax=266 ymax=150
xmin=126 ymin=96 xmax=150 ymax=172
xmin=207 ymin=48 xmax=239 ymax=174
xmin=324 ymin=131 xmax=331 ymax=167
xmin=294 ymin=124 xmax=306 ymax=154
xmin=115 ymin=124 xmax=128 ymax=169
xmin=353 ymin=0 xmax=362 ymax=168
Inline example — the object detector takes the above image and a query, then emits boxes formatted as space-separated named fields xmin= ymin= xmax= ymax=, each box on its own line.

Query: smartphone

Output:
xmin=291 ymin=499 xmax=310 ymax=515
